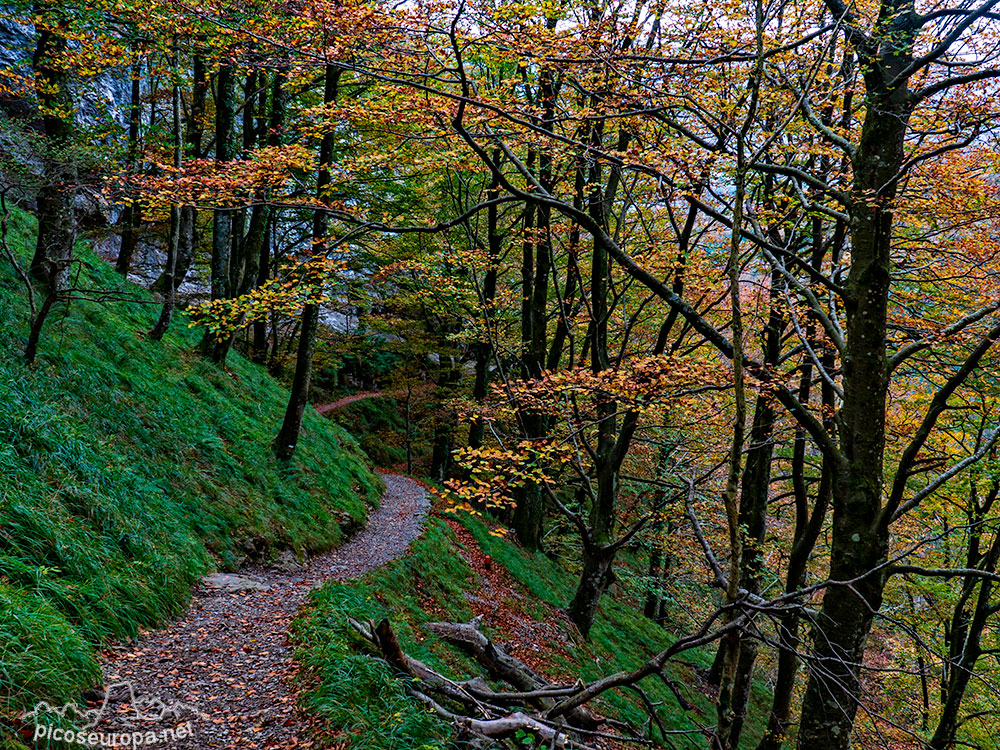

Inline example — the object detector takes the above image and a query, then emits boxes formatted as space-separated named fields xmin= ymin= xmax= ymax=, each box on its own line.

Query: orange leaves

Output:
xmin=115 ymin=145 xmax=312 ymax=209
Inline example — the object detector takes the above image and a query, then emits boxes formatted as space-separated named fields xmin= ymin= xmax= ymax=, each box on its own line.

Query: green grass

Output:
xmin=294 ymin=509 xmax=764 ymax=749
xmin=0 ymin=209 xmax=382 ymax=746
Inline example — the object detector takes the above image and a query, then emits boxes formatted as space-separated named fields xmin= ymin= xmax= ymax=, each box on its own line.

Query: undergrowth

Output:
xmin=0 ymin=208 xmax=382 ymax=747
xmin=294 ymin=508 xmax=765 ymax=749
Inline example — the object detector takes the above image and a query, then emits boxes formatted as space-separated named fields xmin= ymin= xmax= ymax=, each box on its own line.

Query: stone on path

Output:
xmin=201 ymin=573 xmax=271 ymax=592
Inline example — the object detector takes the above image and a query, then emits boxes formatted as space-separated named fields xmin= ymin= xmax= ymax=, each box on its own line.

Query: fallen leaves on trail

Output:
xmin=94 ymin=473 xmax=429 ymax=749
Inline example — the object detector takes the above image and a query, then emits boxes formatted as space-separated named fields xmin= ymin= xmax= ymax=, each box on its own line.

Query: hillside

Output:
xmin=0 ymin=208 xmax=382 ymax=743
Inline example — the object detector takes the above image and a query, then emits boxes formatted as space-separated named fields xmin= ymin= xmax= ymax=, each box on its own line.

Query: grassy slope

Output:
xmin=0 ymin=209 xmax=382 ymax=742
xmin=294 ymin=504 xmax=770 ymax=749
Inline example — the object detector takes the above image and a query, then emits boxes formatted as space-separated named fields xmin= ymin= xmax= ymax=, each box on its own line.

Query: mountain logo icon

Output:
xmin=20 ymin=681 xmax=205 ymax=730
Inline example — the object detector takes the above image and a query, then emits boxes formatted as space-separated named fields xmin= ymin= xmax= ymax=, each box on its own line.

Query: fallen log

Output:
xmin=426 ymin=618 xmax=601 ymax=729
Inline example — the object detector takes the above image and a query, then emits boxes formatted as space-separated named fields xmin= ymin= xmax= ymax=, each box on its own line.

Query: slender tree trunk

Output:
xmin=717 ymin=267 xmax=785 ymax=747
xmin=30 ymin=3 xmax=75 ymax=291
xmin=26 ymin=2 xmax=76 ymax=363
xmin=273 ymin=64 xmax=339 ymax=460
xmin=405 ymin=382 xmax=413 ymax=473
xmin=252 ymin=68 xmax=286 ymax=364
xmin=431 ymin=365 xmax=460 ymax=481
xmin=115 ymin=53 xmax=143 ymax=275
xmin=643 ymin=543 xmax=663 ymax=621
xmin=252 ymin=221 xmax=272 ymax=363
xmin=274 ymin=303 xmax=319 ymax=460
xmin=512 ymin=154 xmax=544 ymax=548
xmin=927 ymin=485 xmax=1000 ymax=750
xmin=211 ymin=64 xmax=235 ymax=301
xmin=149 ymin=44 xmax=182 ymax=341
xmin=152 ymin=51 xmax=204 ymax=295
xmin=468 ymin=151 xmax=502 ymax=452
xmin=201 ymin=63 xmax=235 ymax=360
xmin=228 ymin=71 xmax=259 ymax=298
xmin=24 ymin=292 xmax=56 ymax=365
xmin=566 ymin=121 xmax=635 ymax=638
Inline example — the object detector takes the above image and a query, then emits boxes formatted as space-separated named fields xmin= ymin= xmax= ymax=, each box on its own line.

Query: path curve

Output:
xmin=93 ymin=472 xmax=429 ymax=749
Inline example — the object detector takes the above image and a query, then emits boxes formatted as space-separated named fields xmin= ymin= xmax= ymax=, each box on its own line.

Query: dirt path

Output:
xmin=92 ymin=473 xmax=429 ymax=749
xmin=314 ymin=391 xmax=381 ymax=415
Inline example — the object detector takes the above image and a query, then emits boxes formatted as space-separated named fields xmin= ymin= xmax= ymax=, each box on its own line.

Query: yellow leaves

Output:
xmin=189 ymin=256 xmax=348 ymax=336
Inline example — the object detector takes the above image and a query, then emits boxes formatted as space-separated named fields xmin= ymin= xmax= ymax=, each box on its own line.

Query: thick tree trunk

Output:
xmin=567 ymin=542 xmax=614 ymax=638
xmin=794 ymin=76 xmax=911 ymax=750
xmin=512 ymin=481 xmax=544 ymax=551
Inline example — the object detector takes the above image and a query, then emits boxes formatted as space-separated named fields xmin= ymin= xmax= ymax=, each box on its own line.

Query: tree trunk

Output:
xmin=431 ymin=363 xmax=461 ymax=481
xmin=567 ymin=542 xmax=614 ymax=638
xmin=715 ymin=267 xmax=784 ymax=747
xmin=29 ymin=2 xmax=76 ymax=294
xmin=468 ymin=151 xmax=502 ymax=452
xmin=201 ymin=63 xmax=235 ymax=359
xmin=273 ymin=64 xmax=339 ymax=460
xmin=794 ymin=73 xmax=912 ymax=750
xmin=151 ymin=48 xmax=205 ymax=295
xmin=26 ymin=2 xmax=76 ymax=363
xmin=274 ymin=303 xmax=319 ymax=460
xmin=252 ymin=68 xmax=285 ymax=364
xmin=149 ymin=43 xmax=182 ymax=342
xmin=512 ymin=481 xmax=544 ymax=551
xmin=115 ymin=53 xmax=143 ymax=276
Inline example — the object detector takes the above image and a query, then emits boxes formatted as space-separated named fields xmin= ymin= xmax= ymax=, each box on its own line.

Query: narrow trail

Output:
xmin=93 ymin=473 xmax=429 ymax=749
xmin=313 ymin=391 xmax=380 ymax=415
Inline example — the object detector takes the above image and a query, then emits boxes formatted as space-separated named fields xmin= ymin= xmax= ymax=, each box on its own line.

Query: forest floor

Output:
xmin=90 ymin=473 xmax=430 ymax=749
